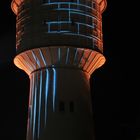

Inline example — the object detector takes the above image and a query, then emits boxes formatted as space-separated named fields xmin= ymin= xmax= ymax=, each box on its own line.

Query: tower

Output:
xmin=11 ymin=0 xmax=107 ymax=140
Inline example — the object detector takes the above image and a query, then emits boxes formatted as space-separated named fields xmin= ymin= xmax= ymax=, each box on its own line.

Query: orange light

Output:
xmin=11 ymin=0 xmax=107 ymax=15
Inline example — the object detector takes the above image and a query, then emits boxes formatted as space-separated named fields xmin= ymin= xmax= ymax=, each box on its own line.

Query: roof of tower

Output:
xmin=11 ymin=0 xmax=107 ymax=15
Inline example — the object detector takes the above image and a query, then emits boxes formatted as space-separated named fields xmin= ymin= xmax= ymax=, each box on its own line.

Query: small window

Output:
xmin=59 ymin=101 xmax=65 ymax=112
xmin=69 ymin=101 xmax=74 ymax=112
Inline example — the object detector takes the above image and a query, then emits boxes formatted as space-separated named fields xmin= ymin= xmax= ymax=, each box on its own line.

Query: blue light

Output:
xmin=48 ymin=22 xmax=50 ymax=32
xmin=58 ymin=48 xmax=61 ymax=63
xmin=42 ymin=2 xmax=95 ymax=11
xmin=38 ymin=71 xmax=43 ymax=139
xmin=47 ymin=21 xmax=94 ymax=29
xmin=33 ymin=72 xmax=37 ymax=140
xmin=31 ymin=51 xmax=41 ymax=68
xmin=45 ymin=20 xmax=97 ymax=40
xmin=39 ymin=49 xmax=47 ymax=66
xmin=47 ymin=21 xmax=71 ymax=24
xmin=48 ymin=31 xmax=70 ymax=33
xmin=58 ymin=3 xmax=60 ymax=8
xmin=68 ymin=7 xmax=70 ymax=22
xmin=65 ymin=48 xmax=70 ymax=64
xmin=30 ymin=74 xmax=34 ymax=129
xmin=43 ymin=2 xmax=100 ymax=41
xmin=63 ymin=32 xmax=93 ymax=39
xmin=52 ymin=68 xmax=57 ymax=112
xmin=56 ymin=7 xmax=82 ymax=12
xmin=77 ymin=23 xmax=79 ymax=34
xmin=74 ymin=48 xmax=78 ymax=65
xmin=78 ymin=22 xmax=94 ymax=29
xmin=45 ymin=69 xmax=49 ymax=125
xmin=70 ymin=11 xmax=94 ymax=20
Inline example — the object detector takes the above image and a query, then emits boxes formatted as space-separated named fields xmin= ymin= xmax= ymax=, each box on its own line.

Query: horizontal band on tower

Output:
xmin=14 ymin=47 xmax=105 ymax=76
xmin=11 ymin=0 xmax=107 ymax=15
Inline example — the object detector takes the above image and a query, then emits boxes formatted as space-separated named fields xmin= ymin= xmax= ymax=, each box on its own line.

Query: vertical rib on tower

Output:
xmin=11 ymin=0 xmax=107 ymax=140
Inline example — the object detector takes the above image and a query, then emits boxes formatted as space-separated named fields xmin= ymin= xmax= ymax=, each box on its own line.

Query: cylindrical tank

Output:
xmin=12 ymin=0 xmax=106 ymax=54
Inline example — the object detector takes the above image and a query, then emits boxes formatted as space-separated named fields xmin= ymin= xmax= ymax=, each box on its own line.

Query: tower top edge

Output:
xmin=11 ymin=0 xmax=107 ymax=15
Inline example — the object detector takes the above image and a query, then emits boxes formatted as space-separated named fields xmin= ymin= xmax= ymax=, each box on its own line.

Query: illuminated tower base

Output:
xmin=11 ymin=0 xmax=107 ymax=139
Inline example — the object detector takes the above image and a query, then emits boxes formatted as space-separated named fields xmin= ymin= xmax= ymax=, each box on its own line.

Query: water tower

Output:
xmin=11 ymin=0 xmax=107 ymax=139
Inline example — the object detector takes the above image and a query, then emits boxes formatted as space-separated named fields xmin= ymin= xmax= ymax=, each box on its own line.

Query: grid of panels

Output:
xmin=41 ymin=0 xmax=103 ymax=49
xmin=16 ymin=0 xmax=103 ymax=52
xmin=42 ymin=2 xmax=101 ymax=34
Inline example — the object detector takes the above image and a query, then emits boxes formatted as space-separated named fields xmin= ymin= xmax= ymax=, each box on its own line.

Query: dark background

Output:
xmin=0 ymin=0 xmax=136 ymax=140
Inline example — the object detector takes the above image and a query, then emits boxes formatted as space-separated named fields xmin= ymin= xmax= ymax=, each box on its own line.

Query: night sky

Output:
xmin=0 ymin=0 xmax=136 ymax=140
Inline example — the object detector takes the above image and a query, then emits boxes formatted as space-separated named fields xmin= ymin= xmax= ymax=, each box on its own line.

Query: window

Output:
xmin=69 ymin=101 xmax=74 ymax=112
xmin=59 ymin=101 xmax=65 ymax=112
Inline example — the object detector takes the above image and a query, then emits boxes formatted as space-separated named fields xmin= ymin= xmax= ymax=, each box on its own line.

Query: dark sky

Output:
xmin=0 ymin=0 xmax=136 ymax=140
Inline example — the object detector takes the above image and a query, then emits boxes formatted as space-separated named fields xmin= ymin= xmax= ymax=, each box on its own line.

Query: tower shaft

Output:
xmin=27 ymin=68 xmax=94 ymax=140
xmin=15 ymin=46 xmax=103 ymax=140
